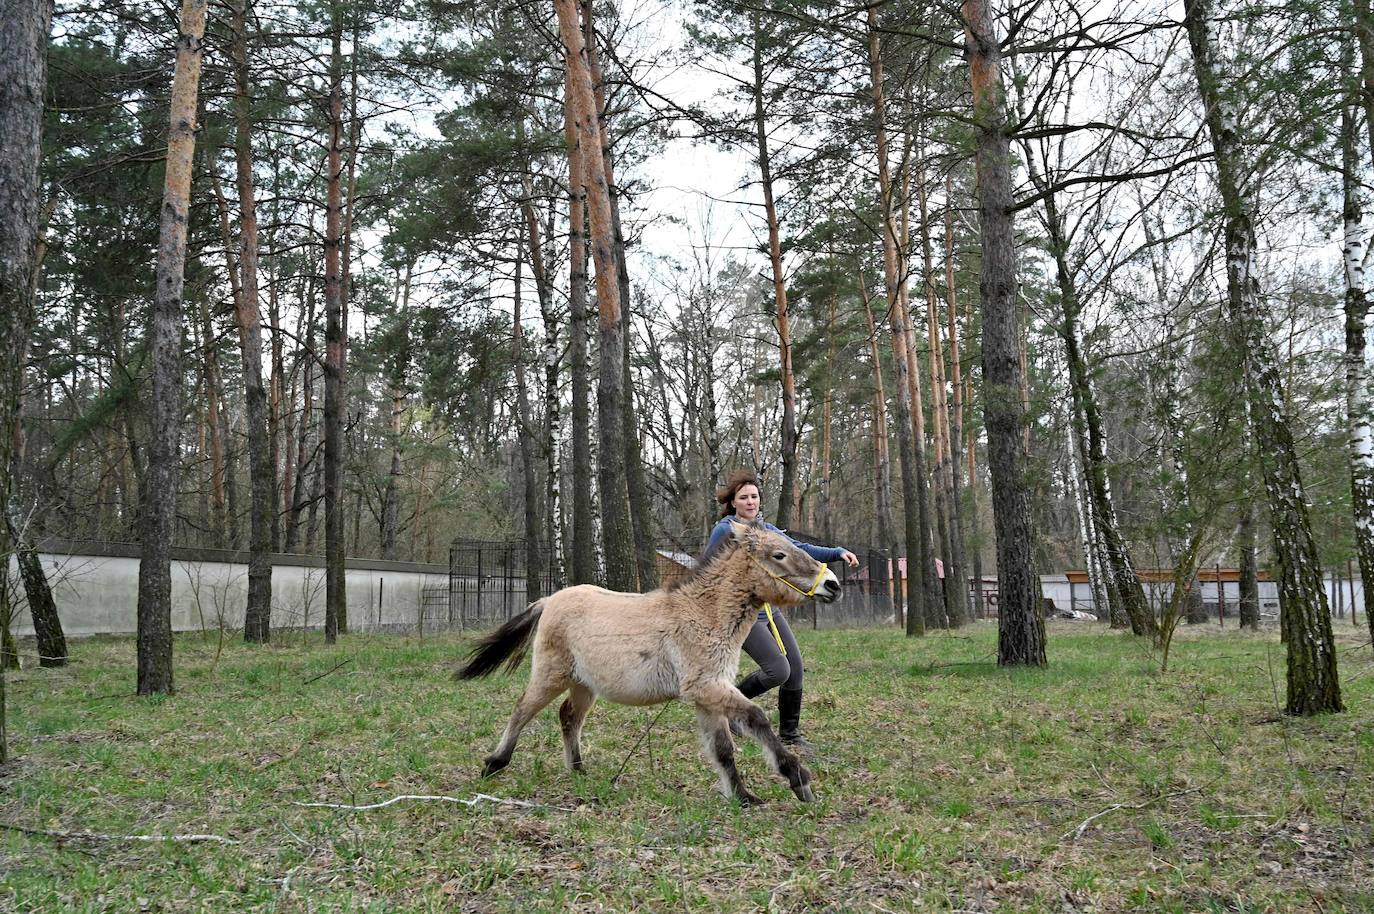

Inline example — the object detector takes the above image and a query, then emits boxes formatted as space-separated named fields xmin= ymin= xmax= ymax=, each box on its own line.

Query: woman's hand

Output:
xmin=839 ymin=550 xmax=859 ymax=568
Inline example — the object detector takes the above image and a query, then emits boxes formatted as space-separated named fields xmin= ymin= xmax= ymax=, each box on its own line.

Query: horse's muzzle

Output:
xmin=816 ymin=570 xmax=841 ymax=603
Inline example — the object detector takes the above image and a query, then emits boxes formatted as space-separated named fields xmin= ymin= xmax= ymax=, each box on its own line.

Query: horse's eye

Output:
xmin=772 ymin=551 xmax=786 ymax=561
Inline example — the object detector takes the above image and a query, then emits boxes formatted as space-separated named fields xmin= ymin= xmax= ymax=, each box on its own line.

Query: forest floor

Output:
xmin=1 ymin=619 xmax=1371 ymax=913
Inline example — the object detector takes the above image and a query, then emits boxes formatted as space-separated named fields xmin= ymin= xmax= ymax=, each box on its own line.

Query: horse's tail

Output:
xmin=454 ymin=600 xmax=545 ymax=680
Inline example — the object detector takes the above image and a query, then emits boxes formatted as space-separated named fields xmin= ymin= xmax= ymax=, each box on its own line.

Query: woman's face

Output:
xmin=732 ymin=483 xmax=761 ymax=521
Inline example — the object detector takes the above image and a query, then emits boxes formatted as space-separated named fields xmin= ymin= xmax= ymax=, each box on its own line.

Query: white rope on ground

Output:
xmin=1 ymin=822 xmax=237 ymax=844
xmin=293 ymin=793 xmax=575 ymax=812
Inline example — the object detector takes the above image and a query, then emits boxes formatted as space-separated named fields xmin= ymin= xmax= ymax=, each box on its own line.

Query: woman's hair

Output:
xmin=716 ymin=468 xmax=762 ymax=520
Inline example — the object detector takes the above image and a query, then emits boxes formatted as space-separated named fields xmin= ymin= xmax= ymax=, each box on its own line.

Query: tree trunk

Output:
xmin=962 ymin=0 xmax=1045 ymax=665
xmin=941 ymin=175 xmax=973 ymax=623
xmin=7 ymin=507 xmax=66 ymax=666
xmin=895 ymin=166 xmax=942 ymax=629
xmin=0 ymin=0 xmax=64 ymax=673
xmin=323 ymin=9 xmax=347 ymax=640
xmin=513 ymin=240 xmax=543 ymax=603
xmin=860 ymin=282 xmax=900 ymax=616
xmin=138 ymin=0 xmax=208 ymax=694
xmin=581 ymin=3 xmax=656 ymax=589
xmin=867 ymin=10 xmax=928 ymax=635
xmin=1237 ymin=496 xmax=1260 ymax=629
xmin=1048 ymin=205 xmax=1155 ymax=640
xmin=1340 ymin=85 xmax=1374 ymax=653
xmin=1185 ymin=0 xmax=1340 ymax=714
xmin=821 ymin=294 xmax=836 ymax=544
xmin=521 ymin=187 xmax=565 ymax=589
xmin=380 ymin=262 xmax=409 ymax=561
xmin=231 ymin=0 xmax=273 ymax=643
xmin=285 ymin=282 xmax=317 ymax=553
xmin=196 ymin=295 xmax=227 ymax=533
xmin=920 ymin=172 xmax=967 ymax=627
xmin=562 ymin=71 xmax=596 ymax=586
xmin=750 ymin=13 xmax=799 ymax=529
xmin=949 ymin=183 xmax=988 ymax=621
xmin=555 ymin=0 xmax=635 ymax=591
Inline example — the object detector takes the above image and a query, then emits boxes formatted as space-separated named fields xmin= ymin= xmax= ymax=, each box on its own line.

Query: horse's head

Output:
xmin=728 ymin=521 xmax=842 ymax=607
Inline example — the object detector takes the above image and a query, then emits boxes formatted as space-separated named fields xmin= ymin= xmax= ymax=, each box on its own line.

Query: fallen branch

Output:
xmin=611 ymin=705 xmax=671 ymax=787
xmin=293 ymin=793 xmax=574 ymax=813
xmin=302 ymin=657 xmax=352 ymax=686
xmin=1060 ymin=786 xmax=1204 ymax=843
xmin=1 ymin=822 xmax=237 ymax=844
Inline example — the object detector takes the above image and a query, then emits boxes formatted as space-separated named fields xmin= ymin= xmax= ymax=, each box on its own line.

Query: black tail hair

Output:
xmin=454 ymin=601 xmax=544 ymax=680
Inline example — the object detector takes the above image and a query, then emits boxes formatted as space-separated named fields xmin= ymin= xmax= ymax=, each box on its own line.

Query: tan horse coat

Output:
xmin=456 ymin=521 xmax=841 ymax=804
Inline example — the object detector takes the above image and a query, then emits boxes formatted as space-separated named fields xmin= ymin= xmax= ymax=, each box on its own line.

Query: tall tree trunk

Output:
xmin=867 ymin=10 xmax=928 ymax=635
xmin=821 ymin=294 xmax=836 ymax=543
xmin=323 ymin=9 xmax=347 ymax=640
xmin=554 ymin=0 xmax=635 ymax=591
xmin=562 ymin=73 xmax=596 ymax=585
xmin=512 ymin=245 xmax=543 ymax=602
xmin=920 ymin=171 xmax=967 ymax=627
xmin=138 ymin=0 xmax=208 ymax=694
xmin=1185 ymin=0 xmax=1340 ymax=714
xmin=380 ymin=262 xmax=409 ymax=561
xmin=285 ymin=281 xmax=317 ymax=553
xmin=267 ymin=227 xmax=283 ymax=552
xmin=1238 ymin=496 xmax=1260 ymax=629
xmin=1340 ymin=84 xmax=1374 ymax=653
xmin=231 ymin=0 xmax=273 ymax=643
xmin=750 ymin=13 xmax=799 ymax=529
xmin=860 ymin=282 xmax=900 ymax=615
xmin=532 ymin=199 xmax=565 ymax=590
xmin=1 ymin=0 xmax=65 ymax=674
xmin=948 ymin=179 xmax=987 ymax=620
xmin=896 ymin=166 xmax=942 ymax=629
xmin=0 ymin=0 xmax=43 ymax=717
xmin=962 ymin=0 xmax=1045 ymax=665
xmin=1046 ymin=200 xmax=1155 ymax=640
xmin=582 ymin=3 xmax=655 ymax=588
xmin=941 ymin=174 xmax=974 ymax=623
xmin=197 ymin=295 xmax=227 ymax=532
xmin=521 ymin=178 xmax=565 ymax=589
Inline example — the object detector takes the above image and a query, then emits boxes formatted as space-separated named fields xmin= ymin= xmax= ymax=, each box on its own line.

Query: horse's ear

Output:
xmin=728 ymin=519 xmax=758 ymax=552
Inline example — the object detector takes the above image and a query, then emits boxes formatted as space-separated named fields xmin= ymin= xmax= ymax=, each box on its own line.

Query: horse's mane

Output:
xmin=667 ymin=520 xmax=768 ymax=593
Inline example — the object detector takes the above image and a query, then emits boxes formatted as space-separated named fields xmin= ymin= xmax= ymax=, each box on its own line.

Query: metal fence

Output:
xmin=446 ymin=534 xmax=902 ymax=633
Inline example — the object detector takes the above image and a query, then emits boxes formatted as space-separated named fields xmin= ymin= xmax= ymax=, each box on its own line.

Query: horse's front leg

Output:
xmin=692 ymin=705 xmax=762 ymax=805
xmin=691 ymin=683 xmax=814 ymax=803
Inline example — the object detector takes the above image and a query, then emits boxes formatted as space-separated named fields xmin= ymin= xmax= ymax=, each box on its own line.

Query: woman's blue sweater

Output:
xmin=705 ymin=516 xmax=847 ymax=565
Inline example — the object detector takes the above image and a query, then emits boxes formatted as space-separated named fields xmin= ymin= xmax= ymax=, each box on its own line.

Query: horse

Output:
xmin=454 ymin=520 xmax=842 ymax=804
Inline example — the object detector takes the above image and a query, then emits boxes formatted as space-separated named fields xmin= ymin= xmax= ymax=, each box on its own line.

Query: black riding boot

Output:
xmin=737 ymin=671 xmax=770 ymax=699
xmin=730 ymin=671 xmax=770 ymax=736
xmin=778 ymin=687 xmax=814 ymax=753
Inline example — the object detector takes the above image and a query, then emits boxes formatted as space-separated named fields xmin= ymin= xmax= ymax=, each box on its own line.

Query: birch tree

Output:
xmin=1184 ymin=0 xmax=1341 ymax=714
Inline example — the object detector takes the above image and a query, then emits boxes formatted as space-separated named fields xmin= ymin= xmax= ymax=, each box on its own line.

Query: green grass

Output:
xmin=1 ymin=621 xmax=1371 ymax=912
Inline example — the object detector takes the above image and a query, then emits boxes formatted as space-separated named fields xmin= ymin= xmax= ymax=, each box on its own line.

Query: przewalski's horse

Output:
xmin=455 ymin=520 xmax=841 ymax=804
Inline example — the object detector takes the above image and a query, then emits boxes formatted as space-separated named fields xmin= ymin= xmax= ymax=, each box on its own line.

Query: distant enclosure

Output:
xmin=8 ymin=538 xmax=1361 ymax=638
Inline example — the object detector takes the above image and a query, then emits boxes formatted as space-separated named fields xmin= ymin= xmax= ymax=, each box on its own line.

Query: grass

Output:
xmin=1 ymin=620 xmax=1371 ymax=913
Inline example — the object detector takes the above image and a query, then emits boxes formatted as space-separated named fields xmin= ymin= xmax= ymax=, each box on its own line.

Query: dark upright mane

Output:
xmin=666 ymin=519 xmax=761 ymax=592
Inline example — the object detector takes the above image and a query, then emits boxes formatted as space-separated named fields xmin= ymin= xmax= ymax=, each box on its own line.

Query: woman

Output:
xmin=705 ymin=469 xmax=858 ymax=751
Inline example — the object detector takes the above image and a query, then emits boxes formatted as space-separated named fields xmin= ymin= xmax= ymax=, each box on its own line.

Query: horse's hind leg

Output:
xmin=558 ymin=683 xmax=596 ymax=772
xmin=482 ymin=670 xmax=570 ymax=778
xmin=695 ymin=683 xmax=815 ymax=803
xmin=693 ymin=705 xmax=762 ymax=805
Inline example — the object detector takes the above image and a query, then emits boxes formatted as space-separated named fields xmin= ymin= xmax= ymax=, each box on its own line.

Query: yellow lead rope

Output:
xmin=762 ymin=602 xmax=786 ymax=656
xmin=757 ymin=566 xmax=829 ymax=658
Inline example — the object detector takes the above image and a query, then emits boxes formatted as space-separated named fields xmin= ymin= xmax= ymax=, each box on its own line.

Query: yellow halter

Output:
xmin=757 ymin=564 xmax=829 ymax=657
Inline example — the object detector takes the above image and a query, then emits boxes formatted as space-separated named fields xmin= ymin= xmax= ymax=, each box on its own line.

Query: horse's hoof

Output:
xmin=481 ymin=756 xmax=509 ymax=778
xmin=736 ymin=789 xmax=764 ymax=807
xmin=793 ymin=783 xmax=815 ymax=803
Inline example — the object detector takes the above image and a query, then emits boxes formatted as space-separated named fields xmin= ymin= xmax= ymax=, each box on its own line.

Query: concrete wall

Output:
xmin=7 ymin=546 xmax=450 ymax=637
